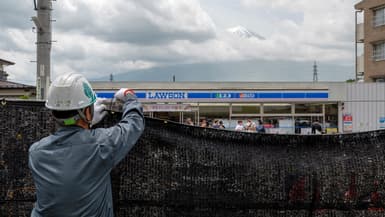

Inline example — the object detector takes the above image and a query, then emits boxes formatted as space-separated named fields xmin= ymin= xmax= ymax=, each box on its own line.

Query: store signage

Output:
xmin=239 ymin=93 xmax=255 ymax=98
xmin=146 ymin=91 xmax=187 ymax=99
xmin=343 ymin=114 xmax=353 ymax=132
xmin=143 ymin=104 xmax=192 ymax=112
xmin=96 ymin=90 xmax=328 ymax=100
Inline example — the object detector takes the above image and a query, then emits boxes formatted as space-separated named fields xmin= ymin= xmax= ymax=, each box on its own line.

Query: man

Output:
xmin=218 ymin=120 xmax=225 ymax=129
xmin=311 ymin=119 xmax=322 ymax=134
xmin=28 ymin=73 xmax=145 ymax=217
xmin=245 ymin=119 xmax=256 ymax=132
xmin=256 ymin=120 xmax=265 ymax=133
xmin=212 ymin=119 xmax=220 ymax=128
xmin=185 ymin=117 xmax=194 ymax=126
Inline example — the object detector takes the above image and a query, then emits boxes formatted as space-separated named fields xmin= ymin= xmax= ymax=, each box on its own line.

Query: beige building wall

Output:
xmin=355 ymin=0 xmax=385 ymax=82
xmin=0 ymin=88 xmax=35 ymax=99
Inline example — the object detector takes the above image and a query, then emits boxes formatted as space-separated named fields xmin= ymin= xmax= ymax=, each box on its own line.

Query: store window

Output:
xmin=295 ymin=103 xmax=322 ymax=114
xmin=232 ymin=103 xmax=261 ymax=115
xmin=144 ymin=103 xmax=199 ymax=124
xmin=264 ymin=116 xmax=294 ymax=134
xmin=373 ymin=7 xmax=385 ymax=27
xmin=182 ymin=103 xmax=199 ymax=125
xmin=263 ymin=103 xmax=291 ymax=114
xmin=199 ymin=103 xmax=230 ymax=127
xmin=227 ymin=117 xmax=262 ymax=130
xmin=373 ymin=41 xmax=385 ymax=61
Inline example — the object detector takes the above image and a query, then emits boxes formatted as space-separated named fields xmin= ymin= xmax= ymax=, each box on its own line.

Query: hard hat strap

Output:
xmin=53 ymin=115 xmax=80 ymax=126
xmin=77 ymin=109 xmax=89 ymax=124
xmin=77 ymin=105 xmax=94 ymax=126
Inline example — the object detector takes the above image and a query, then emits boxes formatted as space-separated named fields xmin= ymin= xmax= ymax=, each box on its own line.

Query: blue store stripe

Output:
xmin=96 ymin=91 xmax=328 ymax=99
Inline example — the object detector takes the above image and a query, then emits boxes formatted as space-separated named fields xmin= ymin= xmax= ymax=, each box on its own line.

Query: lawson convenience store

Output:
xmin=91 ymin=81 xmax=345 ymax=134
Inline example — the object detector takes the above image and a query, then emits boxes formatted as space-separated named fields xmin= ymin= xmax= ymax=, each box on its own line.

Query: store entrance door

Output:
xmin=294 ymin=116 xmax=324 ymax=134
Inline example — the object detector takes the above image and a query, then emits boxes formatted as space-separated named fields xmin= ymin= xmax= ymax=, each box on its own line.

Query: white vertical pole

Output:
xmin=34 ymin=0 xmax=52 ymax=100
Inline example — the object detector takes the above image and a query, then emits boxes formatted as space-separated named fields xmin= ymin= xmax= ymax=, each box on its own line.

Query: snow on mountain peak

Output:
xmin=227 ymin=26 xmax=265 ymax=40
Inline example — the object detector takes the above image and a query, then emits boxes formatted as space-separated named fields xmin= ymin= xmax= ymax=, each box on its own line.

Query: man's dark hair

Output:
xmin=52 ymin=110 xmax=79 ymax=119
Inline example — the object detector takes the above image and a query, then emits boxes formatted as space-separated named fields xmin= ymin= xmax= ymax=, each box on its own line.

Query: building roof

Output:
xmin=355 ymin=0 xmax=385 ymax=10
xmin=0 ymin=80 xmax=35 ymax=89
xmin=0 ymin=58 xmax=15 ymax=66
xmin=355 ymin=0 xmax=364 ymax=9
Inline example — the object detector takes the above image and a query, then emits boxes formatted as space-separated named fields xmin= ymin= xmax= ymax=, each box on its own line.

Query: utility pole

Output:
xmin=32 ymin=0 xmax=52 ymax=100
xmin=313 ymin=61 xmax=318 ymax=82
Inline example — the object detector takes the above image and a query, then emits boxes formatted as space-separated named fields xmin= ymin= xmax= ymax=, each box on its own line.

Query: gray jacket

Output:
xmin=29 ymin=99 xmax=144 ymax=217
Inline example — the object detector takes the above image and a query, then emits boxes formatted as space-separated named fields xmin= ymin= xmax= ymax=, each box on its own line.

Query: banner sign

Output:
xmin=343 ymin=114 xmax=353 ymax=132
xmin=96 ymin=90 xmax=329 ymax=101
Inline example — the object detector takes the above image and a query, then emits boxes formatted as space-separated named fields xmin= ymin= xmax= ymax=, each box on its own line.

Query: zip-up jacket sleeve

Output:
xmin=94 ymin=97 xmax=145 ymax=167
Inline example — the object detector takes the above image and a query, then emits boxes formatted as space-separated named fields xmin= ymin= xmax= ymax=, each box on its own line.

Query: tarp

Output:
xmin=1 ymin=100 xmax=385 ymax=216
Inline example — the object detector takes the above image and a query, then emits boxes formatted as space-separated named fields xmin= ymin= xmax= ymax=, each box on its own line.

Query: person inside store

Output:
xmin=235 ymin=120 xmax=245 ymax=131
xmin=256 ymin=120 xmax=266 ymax=133
xmin=28 ymin=73 xmax=145 ymax=217
xmin=311 ymin=119 xmax=322 ymax=134
xmin=200 ymin=119 xmax=208 ymax=127
xmin=185 ymin=117 xmax=194 ymax=126
xmin=219 ymin=120 xmax=226 ymax=129
xmin=212 ymin=119 xmax=220 ymax=128
xmin=245 ymin=119 xmax=256 ymax=132
xmin=207 ymin=119 xmax=213 ymax=127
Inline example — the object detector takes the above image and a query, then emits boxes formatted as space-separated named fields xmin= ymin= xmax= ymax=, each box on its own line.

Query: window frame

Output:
xmin=373 ymin=6 xmax=385 ymax=27
xmin=373 ymin=41 xmax=385 ymax=61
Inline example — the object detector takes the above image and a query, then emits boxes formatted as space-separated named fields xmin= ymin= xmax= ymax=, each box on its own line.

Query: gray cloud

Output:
xmin=54 ymin=0 xmax=216 ymax=45
xmin=0 ymin=1 xmax=34 ymax=29
xmin=0 ymin=0 xmax=358 ymax=85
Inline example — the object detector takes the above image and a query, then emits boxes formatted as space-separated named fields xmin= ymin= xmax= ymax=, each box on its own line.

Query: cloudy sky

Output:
xmin=0 ymin=0 xmax=361 ymax=85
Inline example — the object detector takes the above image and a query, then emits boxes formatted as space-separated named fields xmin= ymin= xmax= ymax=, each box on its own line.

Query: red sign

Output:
xmin=343 ymin=115 xmax=353 ymax=122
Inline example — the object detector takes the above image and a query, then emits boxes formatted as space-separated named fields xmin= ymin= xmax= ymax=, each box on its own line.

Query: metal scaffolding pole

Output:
xmin=32 ymin=0 xmax=52 ymax=100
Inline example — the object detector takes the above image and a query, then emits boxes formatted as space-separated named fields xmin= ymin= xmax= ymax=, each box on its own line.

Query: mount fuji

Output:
xmin=227 ymin=26 xmax=265 ymax=40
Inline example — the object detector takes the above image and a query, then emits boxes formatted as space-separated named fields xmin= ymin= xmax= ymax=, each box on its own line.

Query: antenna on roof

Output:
xmin=313 ymin=61 xmax=318 ymax=82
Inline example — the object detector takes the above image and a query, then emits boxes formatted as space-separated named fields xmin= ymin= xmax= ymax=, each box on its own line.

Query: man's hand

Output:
xmin=114 ymin=88 xmax=136 ymax=102
xmin=91 ymin=99 xmax=108 ymax=127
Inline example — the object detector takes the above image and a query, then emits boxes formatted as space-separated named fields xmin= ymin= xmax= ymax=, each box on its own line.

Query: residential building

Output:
xmin=355 ymin=0 xmax=385 ymax=82
xmin=0 ymin=58 xmax=13 ymax=81
xmin=0 ymin=58 xmax=36 ymax=98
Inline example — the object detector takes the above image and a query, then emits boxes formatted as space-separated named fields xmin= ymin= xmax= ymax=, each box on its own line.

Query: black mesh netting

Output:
xmin=2 ymin=100 xmax=385 ymax=217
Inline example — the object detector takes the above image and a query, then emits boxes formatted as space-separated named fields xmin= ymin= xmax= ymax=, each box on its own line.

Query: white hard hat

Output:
xmin=45 ymin=73 xmax=97 ymax=110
